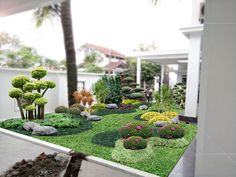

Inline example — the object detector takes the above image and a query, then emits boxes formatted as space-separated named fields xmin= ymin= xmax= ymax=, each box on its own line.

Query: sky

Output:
xmin=0 ymin=0 xmax=192 ymax=60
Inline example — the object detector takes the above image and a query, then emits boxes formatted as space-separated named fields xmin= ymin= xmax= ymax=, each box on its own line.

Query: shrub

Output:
xmin=92 ymin=79 xmax=109 ymax=103
xmin=39 ymin=113 xmax=80 ymax=128
xmin=35 ymin=81 xmax=47 ymax=90
xmin=31 ymin=67 xmax=47 ymax=79
xmin=55 ymin=106 xmax=69 ymax=113
xmin=122 ymin=99 xmax=141 ymax=105
xmin=0 ymin=119 xmax=25 ymax=129
xmin=23 ymin=92 xmax=35 ymax=101
xmin=129 ymin=82 xmax=139 ymax=87
xmin=9 ymin=88 xmax=23 ymax=98
xmin=162 ymin=111 xmax=178 ymax=119
xmin=68 ymin=107 xmax=81 ymax=115
xmin=70 ymin=103 xmax=85 ymax=111
xmin=132 ymin=87 xmax=144 ymax=92
xmin=34 ymin=97 xmax=48 ymax=106
xmin=121 ymin=86 xmax=132 ymax=94
xmin=159 ymin=124 xmax=185 ymax=139
xmin=119 ymin=122 xmax=153 ymax=139
xmin=140 ymin=112 xmax=161 ymax=121
xmin=45 ymin=80 xmax=56 ymax=89
xmin=149 ymin=137 xmax=189 ymax=148
xmin=23 ymin=82 xmax=35 ymax=92
xmin=123 ymin=136 xmax=147 ymax=150
xmin=118 ymin=104 xmax=134 ymax=110
xmin=129 ymin=92 xmax=144 ymax=99
xmin=25 ymin=104 xmax=36 ymax=111
xmin=124 ymin=76 xmax=134 ymax=82
xmin=91 ymin=103 xmax=106 ymax=111
xmin=112 ymin=139 xmax=153 ymax=163
xmin=11 ymin=75 xmax=30 ymax=88
xmin=148 ymin=115 xmax=170 ymax=124
xmin=172 ymin=83 xmax=186 ymax=108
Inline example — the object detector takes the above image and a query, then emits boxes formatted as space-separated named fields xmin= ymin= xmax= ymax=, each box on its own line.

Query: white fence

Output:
xmin=0 ymin=68 xmax=103 ymax=120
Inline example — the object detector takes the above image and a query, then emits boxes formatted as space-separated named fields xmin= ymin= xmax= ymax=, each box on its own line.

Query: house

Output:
xmin=77 ymin=43 xmax=126 ymax=69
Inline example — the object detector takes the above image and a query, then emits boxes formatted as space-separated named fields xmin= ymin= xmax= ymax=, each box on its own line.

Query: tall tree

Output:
xmin=33 ymin=0 xmax=77 ymax=106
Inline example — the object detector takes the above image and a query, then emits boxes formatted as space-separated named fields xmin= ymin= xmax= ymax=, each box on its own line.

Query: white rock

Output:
xmin=106 ymin=104 xmax=118 ymax=109
xmin=80 ymin=111 xmax=90 ymax=118
xmin=23 ymin=122 xmax=40 ymax=131
xmin=171 ymin=116 xmax=179 ymax=124
xmin=154 ymin=121 xmax=169 ymax=127
xmin=87 ymin=115 xmax=101 ymax=121
xmin=139 ymin=105 xmax=148 ymax=110
xmin=32 ymin=126 xmax=58 ymax=135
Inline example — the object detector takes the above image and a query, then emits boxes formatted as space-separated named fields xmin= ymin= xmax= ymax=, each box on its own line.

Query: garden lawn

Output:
xmin=6 ymin=110 xmax=197 ymax=177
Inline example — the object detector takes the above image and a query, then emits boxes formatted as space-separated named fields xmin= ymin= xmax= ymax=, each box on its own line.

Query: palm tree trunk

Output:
xmin=60 ymin=0 xmax=77 ymax=106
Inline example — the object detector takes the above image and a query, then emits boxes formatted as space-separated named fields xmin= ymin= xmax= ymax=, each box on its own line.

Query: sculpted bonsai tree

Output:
xmin=8 ymin=67 xmax=56 ymax=120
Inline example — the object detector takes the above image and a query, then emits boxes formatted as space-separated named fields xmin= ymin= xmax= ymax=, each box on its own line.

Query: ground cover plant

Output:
xmin=1 ymin=108 xmax=197 ymax=177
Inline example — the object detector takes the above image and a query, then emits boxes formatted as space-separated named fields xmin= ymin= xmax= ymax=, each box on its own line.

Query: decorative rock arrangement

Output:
xmin=139 ymin=105 xmax=148 ymax=110
xmin=87 ymin=115 xmax=101 ymax=121
xmin=106 ymin=104 xmax=118 ymax=109
xmin=23 ymin=122 xmax=40 ymax=131
xmin=23 ymin=122 xmax=58 ymax=136
xmin=32 ymin=126 xmax=58 ymax=135
xmin=80 ymin=111 xmax=91 ymax=118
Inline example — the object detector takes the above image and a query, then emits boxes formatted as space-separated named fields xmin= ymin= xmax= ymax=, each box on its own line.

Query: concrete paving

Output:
xmin=168 ymin=139 xmax=196 ymax=177
xmin=0 ymin=133 xmax=57 ymax=174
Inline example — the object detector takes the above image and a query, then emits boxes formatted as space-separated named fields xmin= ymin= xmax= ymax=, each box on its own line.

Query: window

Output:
xmin=182 ymin=75 xmax=187 ymax=84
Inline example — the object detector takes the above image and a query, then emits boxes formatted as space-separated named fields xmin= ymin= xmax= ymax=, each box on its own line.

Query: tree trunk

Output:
xmin=16 ymin=98 xmax=25 ymax=119
xmin=39 ymin=106 xmax=45 ymax=119
xmin=28 ymin=111 xmax=34 ymax=120
xmin=60 ymin=0 xmax=78 ymax=106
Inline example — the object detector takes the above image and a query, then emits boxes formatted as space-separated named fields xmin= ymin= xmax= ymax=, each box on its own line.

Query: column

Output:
xmin=160 ymin=64 xmax=165 ymax=87
xmin=136 ymin=57 xmax=141 ymax=85
xmin=195 ymin=0 xmax=236 ymax=177
xmin=184 ymin=34 xmax=201 ymax=117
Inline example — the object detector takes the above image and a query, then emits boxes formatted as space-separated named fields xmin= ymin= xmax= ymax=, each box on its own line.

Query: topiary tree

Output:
xmin=8 ymin=67 xmax=56 ymax=120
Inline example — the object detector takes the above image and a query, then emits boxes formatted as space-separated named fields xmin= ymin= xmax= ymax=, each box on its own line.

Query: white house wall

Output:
xmin=0 ymin=68 xmax=102 ymax=120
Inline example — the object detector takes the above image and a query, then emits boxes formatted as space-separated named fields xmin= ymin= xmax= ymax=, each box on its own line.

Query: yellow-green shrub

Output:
xmin=148 ymin=115 xmax=170 ymax=124
xmin=122 ymin=99 xmax=141 ymax=105
xmin=140 ymin=112 xmax=161 ymax=121
xmin=162 ymin=111 xmax=178 ymax=118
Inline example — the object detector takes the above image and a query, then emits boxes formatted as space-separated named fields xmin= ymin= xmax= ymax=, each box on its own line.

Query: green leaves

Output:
xmin=31 ymin=67 xmax=47 ymax=79
xmin=9 ymin=88 xmax=23 ymax=98
xmin=11 ymin=75 xmax=30 ymax=88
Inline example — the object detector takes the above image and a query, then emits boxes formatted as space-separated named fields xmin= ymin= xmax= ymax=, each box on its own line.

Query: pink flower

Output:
xmin=136 ymin=125 xmax=143 ymax=130
xmin=135 ymin=138 xmax=140 ymax=142
xmin=170 ymin=127 xmax=176 ymax=131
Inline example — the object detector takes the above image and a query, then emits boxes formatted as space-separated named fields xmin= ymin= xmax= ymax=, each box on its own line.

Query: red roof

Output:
xmin=81 ymin=43 xmax=125 ymax=59
xmin=103 ymin=61 xmax=126 ymax=71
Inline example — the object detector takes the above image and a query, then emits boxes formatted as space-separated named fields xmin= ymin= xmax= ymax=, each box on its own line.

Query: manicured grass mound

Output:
xmin=123 ymin=136 xmax=147 ymax=150
xmin=150 ymin=137 xmax=189 ymax=148
xmin=119 ymin=122 xmax=153 ymax=139
xmin=55 ymin=106 xmax=68 ymax=113
xmin=112 ymin=139 xmax=154 ymax=163
xmin=159 ymin=124 xmax=185 ymax=139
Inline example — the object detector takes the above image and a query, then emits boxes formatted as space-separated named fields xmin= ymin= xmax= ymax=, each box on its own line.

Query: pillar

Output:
xmin=160 ymin=64 xmax=165 ymax=87
xmin=195 ymin=0 xmax=236 ymax=177
xmin=136 ymin=57 xmax=141 ymax=85
xmin=184 ymin=34 xmax=201 ymax=117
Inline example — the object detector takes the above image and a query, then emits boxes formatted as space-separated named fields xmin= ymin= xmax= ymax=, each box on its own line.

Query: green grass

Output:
xmin=6 ymin=109 xmax=197 ymax=177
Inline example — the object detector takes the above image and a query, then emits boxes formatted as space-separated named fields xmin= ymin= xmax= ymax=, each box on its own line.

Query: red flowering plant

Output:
xmin=119 ymin=122 xmax=153 ymax=139
xmin=123 ymin=136 xmax=147 ymax=150
xmin=118 ymin=104 xmax=134 ymax=110
xmin=159 ymin=124 xmax=185 ymax=139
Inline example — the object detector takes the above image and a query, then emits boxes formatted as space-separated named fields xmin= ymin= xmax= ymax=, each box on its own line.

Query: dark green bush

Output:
xmin=55 ymin=106 xmax=69 ymax=113
xmin=132 ymin=87 xmax=144 ymax=92
xmin=68 ymin=107 xmax=81 ymax=115
xmin=0 ymin=119 xmax=25 ymax=129
xmin=123 ymin=136 xmax=147 ymax=150
xmin=124 ymin=76 xmax=134 ymax=82
xmin=70 ymin=103 xmax=85 ymax=111
xmin=129 ymin=92 xmax=144 ymax=99
xmin=119 ymin=122 xmax=153 ymax=139
xmin=129 ymin=82 xmax=139 ymax=87
xmin=159 ymin=124 xmax=185 ymax=139
xmin=122 ymin=86 xmax=132 ymax=94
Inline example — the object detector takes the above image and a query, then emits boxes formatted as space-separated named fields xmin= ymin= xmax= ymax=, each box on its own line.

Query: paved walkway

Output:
xmin=168 ymin=139 xmax=196 ymax=177
xmin=0 ymin=133 xmax=57 ymax=174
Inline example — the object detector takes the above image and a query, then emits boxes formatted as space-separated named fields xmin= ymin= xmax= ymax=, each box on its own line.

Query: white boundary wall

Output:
xmin=0 ymin=68 xmax=102 ymax=120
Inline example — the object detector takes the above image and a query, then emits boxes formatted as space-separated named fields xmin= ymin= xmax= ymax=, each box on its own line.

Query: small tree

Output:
xmin=8 ymin=67 xmax=56 ymax=120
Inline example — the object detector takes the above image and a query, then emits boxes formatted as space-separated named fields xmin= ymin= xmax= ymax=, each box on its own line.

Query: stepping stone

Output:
xmin=171 ymin=116 xmax=179 ymax=124
xmin=87 ymin=115 xmax=101 ymax=121
xmin=32 ymin=126 xmax=58 ymax=135
xmin=81 ymin=111 xmax=90 ymax=118
xmin=23 ymin=122 xmax=40 ymax=131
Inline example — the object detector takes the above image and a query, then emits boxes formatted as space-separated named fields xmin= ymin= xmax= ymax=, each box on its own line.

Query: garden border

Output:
xmin=0 ymin=128 xmax=159 ymax=177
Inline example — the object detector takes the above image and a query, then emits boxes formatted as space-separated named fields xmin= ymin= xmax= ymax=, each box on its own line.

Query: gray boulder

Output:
xmin=139 ymin=105 xmax=148 ymax=110
xmin=154 ymin=121 xmax=169 ymax=127
xmin=32 ymin=126 xmax=58 ymax=135
xmin=171 ymin=116 xmax=179 ymax=124
xmin=87 ymin=115 xmax=101 ymax=121
xmin=23 ymin=122 xmax=40 ymax=131
xmin=80 ymin=111 xmax=90 ymax=118
xmin=106 ymin=104 xmax=118 ymax=109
